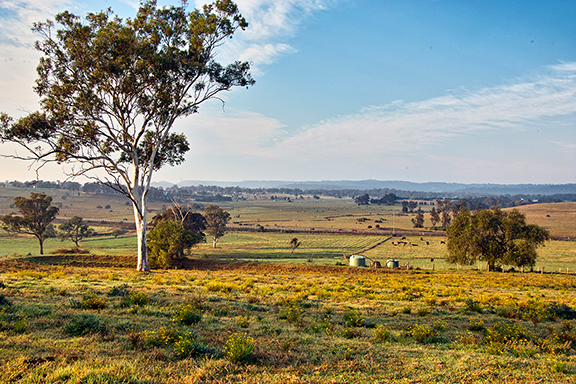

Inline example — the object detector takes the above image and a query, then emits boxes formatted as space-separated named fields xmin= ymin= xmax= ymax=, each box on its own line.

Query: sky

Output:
xmin=0 ymin=0 xmax=575 ymax=185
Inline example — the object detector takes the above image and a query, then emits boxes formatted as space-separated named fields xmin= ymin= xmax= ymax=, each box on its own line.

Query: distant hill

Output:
xmin=151 ymin=179 xmax=576 ymax=196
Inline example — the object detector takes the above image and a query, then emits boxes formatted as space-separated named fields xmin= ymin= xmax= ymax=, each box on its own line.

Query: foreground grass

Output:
xmin=2 ymin=256 xmax=576 ymax=383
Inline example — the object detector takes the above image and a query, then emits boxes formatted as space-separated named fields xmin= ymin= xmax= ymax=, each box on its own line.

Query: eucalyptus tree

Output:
xmin=1 ymin=193 xmax=59 ymax=255
xmin=446 ymin=207 xmax=549 ymax=271
xmin=0 ymin=1 xmax=254 ymax=271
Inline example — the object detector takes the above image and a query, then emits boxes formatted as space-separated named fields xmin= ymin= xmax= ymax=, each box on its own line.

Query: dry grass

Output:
xmin=2 ymin=256 xmax=576 ymax=383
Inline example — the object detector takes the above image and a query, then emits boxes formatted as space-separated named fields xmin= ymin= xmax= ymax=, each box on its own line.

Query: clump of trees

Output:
xmin=446 ymin=207 xmax=550 ymax=271
xmin=1 ymin=193 xmax=59 ymax=255
xmin=147 ymin=205 xmax=207 ymax=269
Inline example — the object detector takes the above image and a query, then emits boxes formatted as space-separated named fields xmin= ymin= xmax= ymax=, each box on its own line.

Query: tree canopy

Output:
xmin=1 ymin=193 xmax=59 ymax=255
xmin=58 ymin=216 xmax=95 ymax=248
xmin=204 ymin=205 xmax=230 ymax=248
xmin=0 ymin=0 xmax=253 ymax=271
xmin=446 ymin=207 xmax=550 ymax=271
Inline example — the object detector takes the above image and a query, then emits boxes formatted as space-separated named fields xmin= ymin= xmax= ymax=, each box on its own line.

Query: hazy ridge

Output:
xmin=152 ymin=179 xmax=576 ymax=196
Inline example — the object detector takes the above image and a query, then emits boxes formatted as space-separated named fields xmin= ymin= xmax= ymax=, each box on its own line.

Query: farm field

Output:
xmin=2 ymin=257 xmax=576 ymax=383
xmin=1 ymin=188 xmax=576 ymax=382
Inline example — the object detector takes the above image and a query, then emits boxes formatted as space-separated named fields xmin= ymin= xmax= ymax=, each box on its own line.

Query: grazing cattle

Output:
xmin=426 ymin=241 xmax=430 ymax=245
xmin=370 ymin=261 xmax=382 ymax=268
xmin=412 ymin=243 xmax=418 ymax=247
xmin=440 ymin=241 xmax=446 ymax=244
xmin=420 ymin=237 xmax=424 ymax=241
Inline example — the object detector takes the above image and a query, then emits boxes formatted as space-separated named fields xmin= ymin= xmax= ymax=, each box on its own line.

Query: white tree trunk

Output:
xmin=135 ymin=214 xmax=149 ymax=271
xmin=132 ymin=184 xmax=150 ymax=272
xmin=212 ymin=236 xmax=217 ymax=248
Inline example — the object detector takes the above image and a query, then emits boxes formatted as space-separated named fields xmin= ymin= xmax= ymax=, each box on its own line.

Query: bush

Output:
xmin=173 ymin=303 xmax=202 ymax=325
xmin=108 ymin=284 xmax=130 ymax=297
xmin=485 ymin=321 xmax=531 ymax=344
xmin=343 ymin=308 xmax=364 ymax=327
xmin=128 ymin=292 xmax=150 ymax=306
xmin=64 ymin=314 xmax=107 ymax=336
xmin=225 ymin=332 xmax=255 ymax=364
xmin=82 ymin=292 xmax=107 ymax=309
xmin=374 ymin=325 xmax=392 ymax=342
xmin=148 ymin=220 xmax=197 ymax=269
xmin=0 ymin=293 xmax=11 ymax=309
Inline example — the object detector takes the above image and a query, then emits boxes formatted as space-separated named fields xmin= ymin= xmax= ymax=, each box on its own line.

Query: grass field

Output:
xmin=2 ymin=188 xmax=576 ymax=382
xmin=2 ymin=257 xmax=576 ymax=383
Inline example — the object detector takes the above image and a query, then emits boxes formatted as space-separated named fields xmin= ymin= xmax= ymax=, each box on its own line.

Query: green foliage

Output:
xmin=173 ymin=303 xmax=202 ymax=325
xmin=374 ymin=325 xmax=392 ymax=342
xmin=485 ymin=321 xmax=531 ymax=344
xmin=411 ymin=208 xmax=425 ymax=228
xmin=108 ymin=284 xmax=130 ymax=297
xmin=447 ymin=207 xmax=550 ymax=270
xmin=405 ymin=321 xmax=445 ymax=344
xmin=147 ymin=220 xmax=197 ymax=269
xmin=64 ymin=314 xmax=107 ymax=336
xmin=82 ymin=292 xmax=107 ymax=310
xmin=58 ymin=216 xmax=94 ymax=247
xmin=0 ymin=193 xmax=59 ymax=255
xmin=465 ymin=299 xmax=482 ymax=312
xmin=128 ymin=292 xmax=150 ymax=307
xmin=225 ymin=332 xmax=255 ymax=364
xmin=204 ymin=205 xmax=231 ymax=248
xmin=0 ymin=293 xmax=11 ymax=309
xmin=343 ymin=308 xmax=364 ymax=327
xmin=278 ymin=304 xmax=303 ymax=325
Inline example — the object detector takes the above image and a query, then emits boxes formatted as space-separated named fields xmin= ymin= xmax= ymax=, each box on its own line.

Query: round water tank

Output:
xmin=386 ymin=259 xmax=399 ymax=268
xmin=349 ymin=255 xmax=366 ymax=267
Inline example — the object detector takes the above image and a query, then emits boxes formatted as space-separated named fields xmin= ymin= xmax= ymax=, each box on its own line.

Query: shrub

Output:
xmin=173 ymin=332 xmax=209 ymax=359
xmin=343 ymin=308 xmax=364 ymax=328
xmin=173 ymin=303 xmax=202 ymax=325
xmin=549 ymin=303 xmax=576 ymax=320
xmin=417 ymin=307 xmax=431 ymax=317
xmin=82 ymin=292 xmax=107 ymax=310
xmin=485 ymin=321 xmax=531 ymax=344
xmin=13 ymin=317 xmax=27 ymax=334
xmin=464 ymin=299 xmax=482 ymax=312
xmin=278 ymin=304 xmax=303 ymax=325
xmin=374 ymin=325 xmax=392 ymax=342
xmin=235 ymin=315 xmax=250 ymax=329
xmin=468 ymin=318 xmax=485 ymax=332
xmin=64 ymin=314 xmax=107 ymax=336
xmin=108 ymin=284 xmax=130 ymax=297
xmin=0 ymin=293 xmax=11 ymax=309
xmin=128 ymin=291 xmax=150 ymax=306
xmin=225 ymin=333 xmax=255 ymax=364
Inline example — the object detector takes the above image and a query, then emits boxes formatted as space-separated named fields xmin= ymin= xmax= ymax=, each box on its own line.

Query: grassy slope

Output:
xmin=2 ymin=259 xmax=576 ymax=383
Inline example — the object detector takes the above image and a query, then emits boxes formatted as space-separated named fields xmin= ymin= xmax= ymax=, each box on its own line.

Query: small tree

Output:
xmin=429 ymin=207 xmax=440 ymax=229
xmin=150 ymin=204 xmax=206 ymax=245
xmin=411 ymin=208 xmax=425 ymax=228
xmin=58 ymin=216 xmax=94 ymax=248
xmin=289 ymin=238 xmax=301 ymax=253
xmin=204 ymin=205 xmax=230 ymax=248
xmin=354 ymin=194 xmax=370 ymax=206
xmin=147 ymin=220 xmax=196 ymax=269
xmin=1 ymin=192 xmax=59 ymax=255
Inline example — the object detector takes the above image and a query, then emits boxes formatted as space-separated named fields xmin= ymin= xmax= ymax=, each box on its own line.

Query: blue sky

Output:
xmin=0 ymin=0 xmax=575 ymax=185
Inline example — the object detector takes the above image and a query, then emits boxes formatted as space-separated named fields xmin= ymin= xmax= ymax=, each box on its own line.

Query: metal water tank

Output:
xmin=349 ymin=255 xmax=366 ymax=267
xmin=386 ymin=259 xmax=399 ymax=268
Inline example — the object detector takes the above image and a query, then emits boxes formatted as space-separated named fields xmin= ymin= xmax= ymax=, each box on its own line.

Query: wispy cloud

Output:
xmin=184 ymin=62 xmax=576 ymax=178
xmin=194 ymin=0 xmax=335 ymax=72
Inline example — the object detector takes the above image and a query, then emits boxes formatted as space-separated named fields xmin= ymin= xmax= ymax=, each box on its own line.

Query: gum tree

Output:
xmin=1 ymin=193 xmax=59 ymax=255
xmin=446 ymin=207 xmax=549 ymax=271
xmin=0 ymin=1 xmax=254 ymax=271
